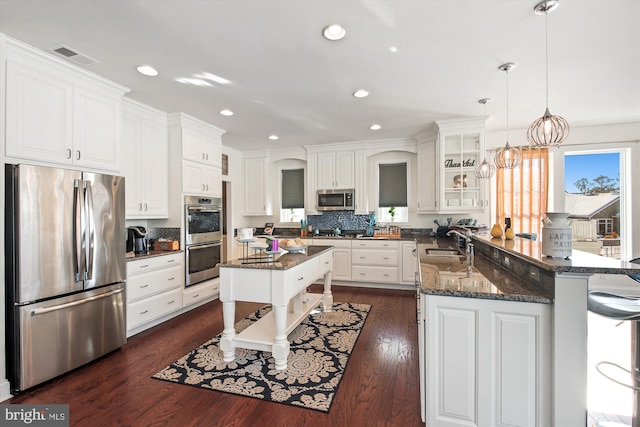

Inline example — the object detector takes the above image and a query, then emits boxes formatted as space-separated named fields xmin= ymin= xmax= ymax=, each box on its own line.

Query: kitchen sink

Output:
xmin=425 ymin=249 xmax=460 ymax=256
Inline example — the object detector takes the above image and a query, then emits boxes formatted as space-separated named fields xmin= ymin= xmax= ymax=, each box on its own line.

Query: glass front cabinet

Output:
xmin=436 ymin=118 xmax=488 ymax=212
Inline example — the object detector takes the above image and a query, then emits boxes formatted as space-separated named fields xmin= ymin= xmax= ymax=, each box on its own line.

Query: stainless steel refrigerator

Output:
xmin=5 ymin=164 xmax=127 ymax=392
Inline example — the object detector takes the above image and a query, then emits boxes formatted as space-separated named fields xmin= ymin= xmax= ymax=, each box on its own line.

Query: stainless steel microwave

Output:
xmin=317 ymin=189 xmax=354 ymax=211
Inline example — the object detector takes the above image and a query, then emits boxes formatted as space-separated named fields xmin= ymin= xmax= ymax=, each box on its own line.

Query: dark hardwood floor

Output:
xmin=5 ymin=285 xmax=424 ymax=427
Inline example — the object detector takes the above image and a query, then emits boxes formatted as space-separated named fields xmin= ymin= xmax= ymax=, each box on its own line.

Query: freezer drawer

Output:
xmin=15 ymin=284 xmax=126 ymax=391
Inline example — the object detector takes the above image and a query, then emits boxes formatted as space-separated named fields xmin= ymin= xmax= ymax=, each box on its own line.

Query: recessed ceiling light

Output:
xmin=370 ymin=124 xmax=381 ymax=130
xmin=137 ymin=65 xmax=158 ymax=77
xmin=220 ymin=109 xmax=234 ymax=116
xmin=322 ymin=24 xmax=347 ymax=41
xmin=353 ymin=89 xmax=369 ymax=98
xmin=389 ymin=46 xmax=398 ymax=53
xmin=268 ymin=135 xmax=279 ymax=140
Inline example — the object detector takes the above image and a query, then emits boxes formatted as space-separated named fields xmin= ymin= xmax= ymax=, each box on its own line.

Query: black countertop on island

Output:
xmin=418 ymin=238 xmax=553 ymax=304
xmin=472 ymin=234 xmax=640 ymax=275
xmin=219 ymin=245 xmax=333 ymax=270
xmin=419 ymin=234 xmax=640 ymax=304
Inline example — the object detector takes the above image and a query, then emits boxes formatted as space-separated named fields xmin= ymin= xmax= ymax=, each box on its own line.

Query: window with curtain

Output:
xmin=280 ymin=168 xmax=305 ymax=223
xmin=378 ymin=162 xmax=408 ymax=222
xmin=496 ymin=147 xmax=549 ymax=238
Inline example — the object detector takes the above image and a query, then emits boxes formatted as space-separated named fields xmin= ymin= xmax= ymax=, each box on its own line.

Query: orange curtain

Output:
xmin=496 ymin=147 xmax=549 ymax=236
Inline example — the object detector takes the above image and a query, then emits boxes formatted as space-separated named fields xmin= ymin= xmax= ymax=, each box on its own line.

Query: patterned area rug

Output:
xmin=152 ymin=302 xmax=371 ymax=412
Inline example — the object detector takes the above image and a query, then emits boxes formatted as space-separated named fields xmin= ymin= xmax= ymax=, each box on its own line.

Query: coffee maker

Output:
xmin=126 ymin=226 xmax=148 ymax=254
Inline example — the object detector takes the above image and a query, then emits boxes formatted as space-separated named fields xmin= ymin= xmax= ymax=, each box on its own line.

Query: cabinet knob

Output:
xmin=138 ymin=203 xmax=142 ymax=211
xmin=76 ymin=150 xmax=81 ymax=160
xmin=144 ymin=203 xmax=148 ymax=211
xmin=202 ymin=153 xmax=206 ymax=160
xmin=66 ymin=149 xmax=72 ymax=159
xmin=168 ymin=300 xmax=175 ymax=305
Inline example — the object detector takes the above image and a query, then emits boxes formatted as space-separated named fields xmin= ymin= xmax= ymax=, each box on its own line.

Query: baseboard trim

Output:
xmin=0 ymin=379 xmax=13 ymax=402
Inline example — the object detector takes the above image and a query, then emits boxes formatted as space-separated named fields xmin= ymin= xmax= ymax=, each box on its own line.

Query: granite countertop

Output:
xmin=220 ymin=245 xmax=333 ymax=270
xmin=472 ymin=234 xmax=640 ymax=275
xmin=418 ymin=239 xmax=553 ymax=304
xmin=126 ymin=250 xmax=183 ymax=261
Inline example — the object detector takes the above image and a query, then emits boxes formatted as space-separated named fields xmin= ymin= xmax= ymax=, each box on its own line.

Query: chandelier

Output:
xmin=527 ymin=0 xmax=569 ymax=147
xmin=495 ymin=63 xmax=521 ymax=169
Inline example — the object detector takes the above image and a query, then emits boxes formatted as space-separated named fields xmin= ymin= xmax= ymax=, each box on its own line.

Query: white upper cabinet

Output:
xmin=243 ymin=155 xmax=271 ymax=215
xmin=416 ymin=137 xmax=437 ymax=213
xmin=167 ymin=112 xmax=225 ymax=196
xmin=5 ymin=38 xmax=128 ymax=172
xmin=122 ymin=99 xmax=169 ymax=218
xmin=182 ymin=160 xmax=221 ymax=197
xmin=178 ymin=118 xmax=224 ymax=167
xmin=437 ymin=118 xmax=487 ymax=212
xmin=317 ymin=151 xmax=354 ymax=189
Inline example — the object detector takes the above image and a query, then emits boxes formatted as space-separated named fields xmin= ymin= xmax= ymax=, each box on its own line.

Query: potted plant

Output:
xmin=388 ymin=206 xmax=396 ymax=221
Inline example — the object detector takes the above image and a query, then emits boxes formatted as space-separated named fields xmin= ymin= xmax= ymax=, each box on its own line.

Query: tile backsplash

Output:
xmin=307 ymin=210 xmax=373 ymax=231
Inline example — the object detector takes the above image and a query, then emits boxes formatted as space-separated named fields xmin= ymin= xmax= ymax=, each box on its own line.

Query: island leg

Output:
xmin=272 ymin=304 xmax=290 ymax=370
xmin=219 ymin=300 xmax=237 ymax=363
xmin=322 ymin=271 xmax=333 ymax=312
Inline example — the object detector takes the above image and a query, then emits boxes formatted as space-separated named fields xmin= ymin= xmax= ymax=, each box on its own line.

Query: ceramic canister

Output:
xmin=541 ymin=212 xmax=572 ymax=258
xmin=238 ymin=227 xmax=253 ymax=240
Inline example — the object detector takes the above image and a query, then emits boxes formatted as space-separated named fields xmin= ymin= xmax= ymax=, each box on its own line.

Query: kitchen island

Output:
xmin=418 ymin=235 xmax=640 ymax=427
xmin=218 ymin=245 xmax=333 ymax=370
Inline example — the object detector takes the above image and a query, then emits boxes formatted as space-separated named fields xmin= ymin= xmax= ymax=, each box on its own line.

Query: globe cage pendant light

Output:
xmin=495 ymin=63 xmax=522 ymax=169
xmin=527 ymin=0 xmax=569 ymax=147
xmin=475 ymin=98 xmax=495 ymax=179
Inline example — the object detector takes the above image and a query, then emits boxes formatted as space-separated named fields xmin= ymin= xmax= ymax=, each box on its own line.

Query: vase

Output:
xmin=490 ymin=223 xmax=503 ymax=238
xmin=504 ymin=227 xmax=515 ymax=240
xmin=541 ymin=212 xmax=572 ymax=258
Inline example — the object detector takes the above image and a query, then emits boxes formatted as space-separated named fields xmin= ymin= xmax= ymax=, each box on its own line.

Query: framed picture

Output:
xmin=263 ymin=222 xmax=274 ymax=235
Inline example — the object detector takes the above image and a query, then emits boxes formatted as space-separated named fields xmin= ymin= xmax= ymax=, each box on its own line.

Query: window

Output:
xmin=378 ymin=162 xmax=408 ymax=222
xmin=496 ymin=147 xmax=549 ymax=237
xmin=564 ymin=151 xmax=622 ymax=258
xmin=280 ymin=168 xmax=305 ymax=223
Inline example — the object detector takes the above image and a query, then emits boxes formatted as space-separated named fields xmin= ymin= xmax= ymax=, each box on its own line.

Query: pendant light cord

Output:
xmin=506 ymin=67 xmax=510 ymax=143
xmin=545 ymin=9 xmax=549 ymax=108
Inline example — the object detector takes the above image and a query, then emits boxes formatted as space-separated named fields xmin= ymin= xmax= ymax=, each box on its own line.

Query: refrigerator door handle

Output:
xmin=73 ymin=179 xmax=85 ymax=282
xmin=30 ymin=288 xmax=124 ymax=316
xmin=84 ymin=180 xmax=95 ymax=280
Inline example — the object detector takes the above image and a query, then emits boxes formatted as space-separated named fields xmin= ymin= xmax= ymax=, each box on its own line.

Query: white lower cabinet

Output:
xmin=351 ymin=240 xmax=399 ymax=283
xmin=183 ymin=279 xmax=219 ymax=308
xmin=127 ymin=288 xmax=182 ymax=332
xmin=126 ymin=253 xmax=184 ymax=333
xmin=420 ymin=294 xmax=551 ymax=427
xmin=400 ymin=241 xmax=418 ymax=284
xmin=313 ymin=239 xmax=351 ymax=281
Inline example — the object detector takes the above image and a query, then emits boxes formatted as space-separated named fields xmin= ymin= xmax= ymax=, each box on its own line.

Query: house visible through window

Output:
xmin=378 ymin=162 xmax=408 ymax=222
xmin=280 ymin=168 xmax=305 ymax=223
xmin=564 ymin=151 xmax=621 ymax=258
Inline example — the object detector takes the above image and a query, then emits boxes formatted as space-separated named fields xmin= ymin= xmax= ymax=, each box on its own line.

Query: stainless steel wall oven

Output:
xmin=184 ymin=196 xmax=222 ymax=286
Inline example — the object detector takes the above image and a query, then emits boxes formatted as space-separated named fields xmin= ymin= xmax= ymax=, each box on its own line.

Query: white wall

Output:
xmin=0 ymin=32 xmax=13 ymax=402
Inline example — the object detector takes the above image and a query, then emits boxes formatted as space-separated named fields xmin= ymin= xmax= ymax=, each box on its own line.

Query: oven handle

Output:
xmin=186 ymin=207 xmax=221 ymax=213
xmin=187 ymin=242 xmax=222 ymax=250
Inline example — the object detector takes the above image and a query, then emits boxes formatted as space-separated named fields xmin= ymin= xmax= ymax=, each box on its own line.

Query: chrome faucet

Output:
xmin=447 ymin=229 xmax=474 ymax=277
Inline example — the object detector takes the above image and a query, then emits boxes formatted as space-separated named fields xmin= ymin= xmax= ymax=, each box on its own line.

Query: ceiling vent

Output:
xmin=48 ymin=44 xmax=99 ymax=66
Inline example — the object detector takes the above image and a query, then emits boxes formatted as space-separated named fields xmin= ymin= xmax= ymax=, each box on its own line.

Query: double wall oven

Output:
xmin=184 ymin=195 xmax=222 ymax=287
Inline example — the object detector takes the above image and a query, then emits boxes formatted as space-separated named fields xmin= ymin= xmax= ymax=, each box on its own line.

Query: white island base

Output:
xmin=219 ymin=247 xmax=333 ymax=370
